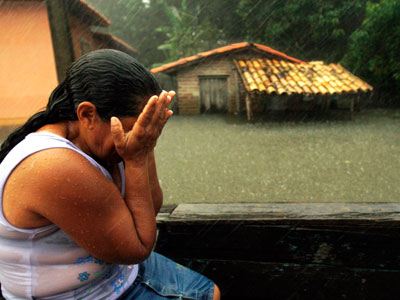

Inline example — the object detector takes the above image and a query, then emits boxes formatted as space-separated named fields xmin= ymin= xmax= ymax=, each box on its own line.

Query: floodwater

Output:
xmin=1 ymin=110 xmax=398 ymax=204
xmin=155 ymin=109 xmax=400 ymax=204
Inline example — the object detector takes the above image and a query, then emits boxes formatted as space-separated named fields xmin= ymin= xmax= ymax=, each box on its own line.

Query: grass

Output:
xmin=155 ymin=109 xmax=400 ymax=204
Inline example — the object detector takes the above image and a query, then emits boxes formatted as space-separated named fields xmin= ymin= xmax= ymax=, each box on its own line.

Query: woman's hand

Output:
xmin=110 ymin=90 xmax=174 ymax=164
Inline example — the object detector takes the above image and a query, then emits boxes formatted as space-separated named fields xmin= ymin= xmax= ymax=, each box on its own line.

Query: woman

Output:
xmin=0 ymin=49 xmax=220 ymax=300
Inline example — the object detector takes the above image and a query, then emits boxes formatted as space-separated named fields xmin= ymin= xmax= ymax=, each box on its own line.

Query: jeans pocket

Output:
xmin=140 ymin=279 xmax=197 ymax=300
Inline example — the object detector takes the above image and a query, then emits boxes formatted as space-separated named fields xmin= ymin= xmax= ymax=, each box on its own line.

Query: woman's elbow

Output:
xmin=104 ymin=243 xmax=153 ymax=265
xmin=152 ymin=190 xmax=163 ymax=215
xmin=96 ymin=233 xmax=156 ymax=265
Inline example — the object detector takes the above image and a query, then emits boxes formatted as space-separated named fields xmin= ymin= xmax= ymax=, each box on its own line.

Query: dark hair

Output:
xmin=0 ymin=49 xmax=161 ymax=162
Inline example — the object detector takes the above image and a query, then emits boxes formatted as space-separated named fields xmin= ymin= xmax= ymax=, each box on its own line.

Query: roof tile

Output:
xmin=235 ymin=58 xmax=373 ymax=95
xmin=151 ymin=42 xmax=304 ymax=73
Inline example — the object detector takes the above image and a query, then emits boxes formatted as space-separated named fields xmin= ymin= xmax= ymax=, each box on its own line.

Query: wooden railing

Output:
xmin=155 ymin=203 xmax=400 ymax=300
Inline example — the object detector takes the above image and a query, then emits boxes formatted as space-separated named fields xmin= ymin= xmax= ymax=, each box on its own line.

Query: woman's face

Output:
xmin=90 ymin=115 xmax=137 ymax=164
xmin=75 ymin=98 xmax=149 ymax=164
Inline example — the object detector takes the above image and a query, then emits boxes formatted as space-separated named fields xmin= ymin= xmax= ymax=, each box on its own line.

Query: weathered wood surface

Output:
xmin=155 ymin=203 xmax=400 ymax=299
xmin=174 ymin=259 xmax=400 ymax=300
xmin=199 ymin=77 xmax=228 ymax=112
xmin=45 ymin=0 xmax=75 ymax=82
xmin=162 ymin=203 xmax=400 ymax=221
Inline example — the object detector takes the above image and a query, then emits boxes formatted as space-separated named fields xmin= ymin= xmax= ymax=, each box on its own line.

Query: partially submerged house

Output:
xmin=0 ymin=0 xmax=137 ymax=126
xmin=151 ymin=42 xmax=373 ymax=120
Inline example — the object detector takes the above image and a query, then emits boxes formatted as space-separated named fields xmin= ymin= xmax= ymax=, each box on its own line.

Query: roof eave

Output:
xmin=151 ymin=42 xmax=304 ymax=74
xmin=92 ymin=32 xmax=138 ymax=55
xmin=69 ymin=0 xmax=111 ymax=27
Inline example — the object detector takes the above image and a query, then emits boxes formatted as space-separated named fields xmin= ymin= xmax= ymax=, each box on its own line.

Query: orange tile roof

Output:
xmin=151 ymin=42 xmax=304 ymax=74
xmin=235 ymin=59 xmax=373 ymax=95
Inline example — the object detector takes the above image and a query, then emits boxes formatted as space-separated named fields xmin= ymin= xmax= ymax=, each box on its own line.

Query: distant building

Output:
xmin=0 ymin=0 xmax=137 ymax=126
xmin=151 ymin=42 xmax=372 ymax=120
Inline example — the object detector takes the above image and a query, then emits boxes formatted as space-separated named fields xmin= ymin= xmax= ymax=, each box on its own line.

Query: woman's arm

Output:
xmin=17 ymin=92 xmax=173 ymax=265
xmin=146 ymin=90 xmax=174 ymax=215
xmin=122 ymin=157 xmax=156 ymax=253
xmin=13 ymin=149 xmax=154 ymax=265
xmin=148 ymin=150 xmax=163 ymax=216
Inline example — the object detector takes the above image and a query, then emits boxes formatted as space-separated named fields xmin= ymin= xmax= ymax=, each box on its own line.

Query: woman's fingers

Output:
xmin=128 ymin=91 xmax=175 ymax=151
xmin=167 ymin=90 xmax=176 ymax=101
xmin=164 ymin=108 xmax=173 ymax=122
xmin=157 ymin=91 xmax=174 ymax=122
xmin=157 ymin=91 xmax=175 ymax=131
xmin=110 ymin=117 xmax=125 ymax=152
xmin=152 ymin=91 xmax=168 ymax=124
xmin=137 ymin=96 xmax=157 ymax=128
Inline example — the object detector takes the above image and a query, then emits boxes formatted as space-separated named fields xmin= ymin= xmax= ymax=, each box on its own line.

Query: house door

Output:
xmin=199 ymin=77 xmax=228 ymax=113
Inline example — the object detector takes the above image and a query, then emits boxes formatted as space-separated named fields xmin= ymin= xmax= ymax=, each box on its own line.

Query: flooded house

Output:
xmin=151 ymin=42 xmax=373 ymax=120
xmin=0 ymin=0 xmax=137 ymax=128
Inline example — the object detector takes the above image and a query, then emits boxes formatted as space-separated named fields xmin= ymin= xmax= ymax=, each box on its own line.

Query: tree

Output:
xmin=87 ymin=0 xmax=169 ymax=67
xmin=236 ymin=0 xmax=367 ymax=62
xmin=343 ymin=0 xmax=400 ymax=106
xmin=155 ymin=0 xmax=221 ymax=62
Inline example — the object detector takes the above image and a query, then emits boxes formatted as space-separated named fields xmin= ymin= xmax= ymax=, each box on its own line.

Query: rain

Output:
xmin=80 ymin=0 xmax=399 ymax=204
xmin=0 ymin=0 xmax=400 ymax=299
xmin=0 ymin=1 xmax=399 ymax=204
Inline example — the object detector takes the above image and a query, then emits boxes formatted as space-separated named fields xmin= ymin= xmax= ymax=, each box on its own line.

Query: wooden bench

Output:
xmin=155 ymin=203 xmax=400 ymax=299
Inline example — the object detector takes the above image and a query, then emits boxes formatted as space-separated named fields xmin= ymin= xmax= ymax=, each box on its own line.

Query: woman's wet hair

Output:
xmin=0 ymin=49 xmax=161 ymax=162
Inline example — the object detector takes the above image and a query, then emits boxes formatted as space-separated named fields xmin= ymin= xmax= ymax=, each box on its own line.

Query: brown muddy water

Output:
xmin=155 ymin=109 xmax=400 ymax=204
xmin=1 ymin=109 xmax=399 ymax=204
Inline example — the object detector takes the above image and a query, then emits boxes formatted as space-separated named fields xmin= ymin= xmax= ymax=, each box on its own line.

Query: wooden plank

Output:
xmin=156 ymin=204 xmax=178 ymax=222
xmin=350 ymin=96 xmax=355 ymax=120
xmin=167 ymin=203 xmax=400 ymax=221
xmin=159 ymin=204 xmax=177 ymax=214
xmin=245 ymin=94 xmax=253 ymax=121
xmin=199 ymin=77 xmax=228 ymax=112
xmin=168 ymin=259 xmax=400 ymax=299
xmin=156 ymin=221 xmax=400 ymax=268
xmin=45 ymin=0 xmax=75 ymax=82
xmin=156 ymin=204 xmax=400 ymax=299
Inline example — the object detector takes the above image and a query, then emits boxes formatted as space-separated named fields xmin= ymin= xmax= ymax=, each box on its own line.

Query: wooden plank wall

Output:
xmin=155 ymin=203 xmax=400 ymax=300
xmin=175 ymin=56 xmax=239 ymax=115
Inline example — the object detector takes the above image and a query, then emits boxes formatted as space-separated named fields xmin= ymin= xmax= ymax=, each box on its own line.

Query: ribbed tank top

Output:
xmin=0 ymin=132 xmax=138 ymax=299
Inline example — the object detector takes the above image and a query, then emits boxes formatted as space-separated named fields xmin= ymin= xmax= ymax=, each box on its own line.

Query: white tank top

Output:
xmin=0 ymin=132 xmax=138 ymax=299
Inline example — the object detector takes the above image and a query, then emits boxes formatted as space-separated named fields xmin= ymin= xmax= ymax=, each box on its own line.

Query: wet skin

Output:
xmin=2 ymin=90 xmax=174 ymax=263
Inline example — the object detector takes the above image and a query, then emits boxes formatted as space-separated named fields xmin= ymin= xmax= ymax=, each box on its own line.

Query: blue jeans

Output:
xmin=119 ymin=252 xmax=215 ymax=300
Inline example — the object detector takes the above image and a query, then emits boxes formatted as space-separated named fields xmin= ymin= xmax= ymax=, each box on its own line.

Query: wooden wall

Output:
xmin=156 ymin=203 xmax=400 ymax=300
xmin=68 ymin=15 xmax=100 ymax=58
xmin=175 ymin=56 xmax=240 ymax=115
xmin=173 ymin=51 xmax=299 ymax=116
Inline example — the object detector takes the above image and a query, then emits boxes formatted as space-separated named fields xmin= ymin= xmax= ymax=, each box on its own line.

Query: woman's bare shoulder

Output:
xmin=8 ymin=147 xmax=108 ymax=195
xmin=3 ymin=148 xmax=112 ymax=225
xmin=2 ymin=148 xmax=141 ymax=263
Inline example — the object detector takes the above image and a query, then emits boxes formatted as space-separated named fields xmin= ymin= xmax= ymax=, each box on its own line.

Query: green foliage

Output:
xmin=86 ymin=0 xmax=398 ymax=105
xmin=88 ymin=0 xmax=368 ymax=64
xmin=343 ymin=0 xmax=400 ymax=105
xmin=86 ymin=0 xmax=169 ymax=67
xmin=155 ymin=0 xmax=221 ymax=61
xmin=236 ymin=0 xmax=367 ymax=62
